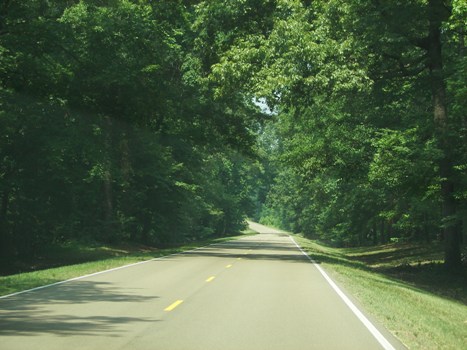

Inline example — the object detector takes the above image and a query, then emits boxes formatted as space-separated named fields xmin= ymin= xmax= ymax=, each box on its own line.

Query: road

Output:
xmin=0 ymin=222 xmax=404 ymax=350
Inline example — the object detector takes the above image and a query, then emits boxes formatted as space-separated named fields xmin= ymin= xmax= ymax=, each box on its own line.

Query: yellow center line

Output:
xmin=237 ymin=257 xmax=242 ymax=260
xmin=164 ymin=300 xmax=183 ymax=312
xmin=226 ymin=264 xmax=233 ymax=268
xmin=206 ymin=276 xmax=216 ymax=282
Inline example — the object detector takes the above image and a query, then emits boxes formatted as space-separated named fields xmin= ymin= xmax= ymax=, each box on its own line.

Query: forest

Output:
xmin=0 ymin=0 xmax=466 ymax=270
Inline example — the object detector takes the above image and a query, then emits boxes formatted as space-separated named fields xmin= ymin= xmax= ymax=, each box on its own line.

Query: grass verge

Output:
xmin=293 ymin=234 xmax=467 ymax=350
xmin=0 ymin=231 xmax=256 ymax=297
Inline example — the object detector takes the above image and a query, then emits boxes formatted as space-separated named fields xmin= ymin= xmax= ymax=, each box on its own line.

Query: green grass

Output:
xmin=0 ymin=231 xmax=256 ymax=297
xmin=293 ymin=234 xmax=467 ymax=350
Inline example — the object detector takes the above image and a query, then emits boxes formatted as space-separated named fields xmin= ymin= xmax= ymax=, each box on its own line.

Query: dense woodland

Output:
xmin=0 ymin=0 xmax=466 ymax=269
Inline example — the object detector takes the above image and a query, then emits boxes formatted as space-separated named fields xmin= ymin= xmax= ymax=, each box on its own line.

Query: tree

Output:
xmin=0 ymin=0 xmax=261 ymax=258
xmin=205 ymin=0 xmax=466 ymax=267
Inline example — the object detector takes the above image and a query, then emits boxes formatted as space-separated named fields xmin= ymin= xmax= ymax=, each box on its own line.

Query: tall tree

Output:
xmin=0 ymin=0 xmax=261 ymax=256
xmin=426 ymin=0 xmax=461 ymax=268
xmin=205 ymin=0 xmax=466 ymax=267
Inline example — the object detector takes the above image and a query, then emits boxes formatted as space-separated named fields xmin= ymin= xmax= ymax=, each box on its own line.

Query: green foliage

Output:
xmin=0 ymin=0 xmax=260 ymax=258
xmin=201 ymin=0 xmax=466 ymax=267
xmin=1 ymin=0 xmax=465 ymax=268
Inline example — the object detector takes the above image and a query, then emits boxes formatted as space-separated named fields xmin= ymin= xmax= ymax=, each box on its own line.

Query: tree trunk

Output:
xmin=0 ymin=190 xmax=10 ymax=255
xmin=0 ymin=190 xmax=9 ymax=225
xmin=380 ymin=219 xmax=386 ymax=244
xmin=423 ymin=213 xmax=431 ymax=243
xmin=103 ymin=170 xmax=113 ymax=223
xmin=102 ymin=116 xmax=115 ymax=242
xmin=462 ymin=212 xmax=466 ymax=245
xmin=387 ymin=219 xmax=393 ymax=242
xmin=372 ymin=222 xmax=378 ymax=245
xmin=428 ymin=0 xmax=461 ymax=269
xmin=120 ymin=131 xmax=132 ymax=186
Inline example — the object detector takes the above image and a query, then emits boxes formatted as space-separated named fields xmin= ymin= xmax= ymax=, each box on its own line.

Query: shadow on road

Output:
xmin=0 ymin=281 xmax=158 ymax=337
xmin=181 ymin=233 xmax=311 ymax=263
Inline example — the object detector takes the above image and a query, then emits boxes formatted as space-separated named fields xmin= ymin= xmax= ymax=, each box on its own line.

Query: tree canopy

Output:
xmin=0 ymin=0 xmax=465 ymax=269
xmin=202 ymin=0 xmax=466 ymax=268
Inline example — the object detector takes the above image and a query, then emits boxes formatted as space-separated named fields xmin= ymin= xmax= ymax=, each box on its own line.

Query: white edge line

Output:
xmin=0 ymin=244 xmax=211 ymax=300
xmin=289 ymin=236 xmax=397 ymax=350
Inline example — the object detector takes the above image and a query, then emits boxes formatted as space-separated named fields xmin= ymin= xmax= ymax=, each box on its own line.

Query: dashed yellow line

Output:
xmin=164 ymin=300 xmax=183 ymax=311
xmin=206 ymin=276 xmax=216 ymax=282
xmin=226 ymin=264 xmax=233 ymax=268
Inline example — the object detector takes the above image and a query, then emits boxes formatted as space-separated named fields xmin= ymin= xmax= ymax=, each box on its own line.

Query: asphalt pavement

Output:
xmin=0 ymin=222 xmax=405 ymax=349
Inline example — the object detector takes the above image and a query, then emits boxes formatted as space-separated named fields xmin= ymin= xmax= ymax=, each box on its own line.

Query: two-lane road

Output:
xmin=0 ymin=222 xmax=405 ymax=349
